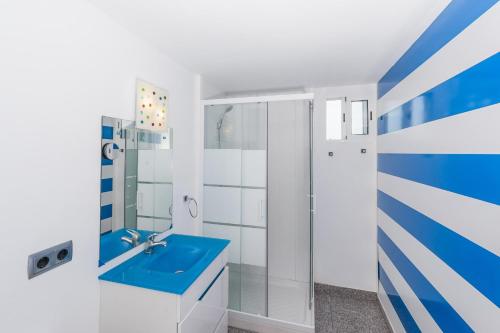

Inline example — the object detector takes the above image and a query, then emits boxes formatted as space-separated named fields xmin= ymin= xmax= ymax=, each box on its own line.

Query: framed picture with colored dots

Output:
xmin=135 ymin=79 xmax=169 ymax=132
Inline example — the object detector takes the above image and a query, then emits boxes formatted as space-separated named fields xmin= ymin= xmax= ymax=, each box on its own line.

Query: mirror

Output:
xmin=99 ymin=116 xmax=173 ymax=266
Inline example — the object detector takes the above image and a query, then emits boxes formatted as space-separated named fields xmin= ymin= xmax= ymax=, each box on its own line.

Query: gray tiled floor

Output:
xmin=315 ymin=283 xmax=391 ymax=333
xmin=228 ymin=263 xmax=313 ymax=325
xmin=228 ymin=283 xmax=391 ymax=333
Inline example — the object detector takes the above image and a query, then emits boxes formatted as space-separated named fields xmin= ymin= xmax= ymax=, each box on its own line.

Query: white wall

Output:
xmin=0 ymin=1 xmax=199 ymax=332
xmin=200 ymin=78 xmax=224 ymax=99
xmin=311 ymin=84 xmax=378 ymax=292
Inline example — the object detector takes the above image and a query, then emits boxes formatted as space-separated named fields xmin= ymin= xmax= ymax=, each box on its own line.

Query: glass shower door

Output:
xmin=267 ymin=100 xmax=313 ymax=326
xmin=203 ymin=102 xmax=268 ymax=316
xmin=202 ymin=99 xmax=314 ymax=328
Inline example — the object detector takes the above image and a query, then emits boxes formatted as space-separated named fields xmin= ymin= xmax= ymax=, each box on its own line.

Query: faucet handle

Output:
xmin=120 ymin=236 xmax=134 ymax=245
xmin=147 ymin=233 xmax=159 ymax=241
xmin=126 ymin=229 xmax=141 ymax=240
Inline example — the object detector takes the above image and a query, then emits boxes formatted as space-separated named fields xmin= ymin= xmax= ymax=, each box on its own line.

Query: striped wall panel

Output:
xmin=376 ymin=1 xmax=500 ymax=332
xmin=377 ymin=0 xmax=498 ymax=99
xmin=101 ymin=118 xmax=115 ymax=234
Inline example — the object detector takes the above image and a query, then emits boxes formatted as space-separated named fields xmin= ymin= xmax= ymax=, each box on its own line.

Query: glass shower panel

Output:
xmin=240 ymin=102 xmax=267 ymax=316
xmin=203 ymin=104 xmax=244 ymax=312
xmin=267 ymin=100 xmax=313 ymax=326
xmin=203 ymin=103 xmax=267 ymax=316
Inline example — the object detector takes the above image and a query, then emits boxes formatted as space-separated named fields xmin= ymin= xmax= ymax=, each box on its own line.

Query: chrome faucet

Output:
xmin=144 ymin=233 xmax=167 ymax=254
xmin=121 ymin=229 xmax=141 ymax=247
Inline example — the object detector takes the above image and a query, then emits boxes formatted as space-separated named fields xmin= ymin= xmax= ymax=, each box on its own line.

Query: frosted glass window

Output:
xmin=352 ymin=100 xmax=368 ymax=135
xmin=326 ymin=99 xmax=343 ymax=140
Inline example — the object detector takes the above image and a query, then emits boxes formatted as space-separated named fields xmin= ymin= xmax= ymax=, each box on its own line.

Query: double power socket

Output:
xmin=27 ymin=240 xmax=73 ymax=279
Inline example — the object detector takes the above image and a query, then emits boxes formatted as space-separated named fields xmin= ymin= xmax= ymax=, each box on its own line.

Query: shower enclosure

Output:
xmin=202 ymin=95 xmax=314 ymax=330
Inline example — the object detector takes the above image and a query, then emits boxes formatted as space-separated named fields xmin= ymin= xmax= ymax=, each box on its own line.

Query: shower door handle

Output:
xmin=259 ymin=200 xmax=265 ymax=219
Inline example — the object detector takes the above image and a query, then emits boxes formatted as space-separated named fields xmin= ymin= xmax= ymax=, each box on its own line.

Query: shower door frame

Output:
xmin=200 ymin=93 xmax=315 ymax=332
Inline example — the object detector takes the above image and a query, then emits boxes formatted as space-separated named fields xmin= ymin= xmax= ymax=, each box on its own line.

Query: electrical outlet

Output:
xmin=27 ymin=240 xmax=73 ymax=279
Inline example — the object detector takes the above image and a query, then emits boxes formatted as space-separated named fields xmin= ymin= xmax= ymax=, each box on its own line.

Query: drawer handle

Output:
xmin=199 ymin=267 xmax=225 ymax=301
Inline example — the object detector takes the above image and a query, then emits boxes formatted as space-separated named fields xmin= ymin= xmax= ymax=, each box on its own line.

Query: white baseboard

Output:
xmin=377 ymin=293 xmax=396 ymax=333
xmin=228 ymin=310 xmax=314 ymax=333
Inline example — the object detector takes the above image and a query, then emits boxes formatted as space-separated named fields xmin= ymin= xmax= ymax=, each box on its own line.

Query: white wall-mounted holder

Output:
xmin=184 ymin=195 xmax=199 ymax=219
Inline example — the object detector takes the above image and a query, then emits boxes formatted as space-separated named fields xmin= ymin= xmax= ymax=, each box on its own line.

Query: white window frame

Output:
xmin=351 ymin=99 xmax=369 ymax=136
xmin=326 ymin=98 xmax=346 ymax=141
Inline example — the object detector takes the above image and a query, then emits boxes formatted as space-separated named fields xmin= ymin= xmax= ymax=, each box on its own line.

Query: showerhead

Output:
xmin=216 ymin=105 xmax=233 ymax=129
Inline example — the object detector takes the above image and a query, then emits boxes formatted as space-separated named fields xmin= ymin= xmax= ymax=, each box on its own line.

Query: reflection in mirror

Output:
xmin=99 ymin=116 xmax=173 ymax=266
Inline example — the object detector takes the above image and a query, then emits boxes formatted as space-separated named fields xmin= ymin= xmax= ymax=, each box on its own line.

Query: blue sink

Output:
xmin=99 ymin=234 xmax=230 ymax=295
xmin=143 ymin=244 xmax=207 ymax=274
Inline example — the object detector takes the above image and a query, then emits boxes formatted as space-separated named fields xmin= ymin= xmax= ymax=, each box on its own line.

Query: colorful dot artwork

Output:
xmin=135 ymin=80 xmax=168 ymax=132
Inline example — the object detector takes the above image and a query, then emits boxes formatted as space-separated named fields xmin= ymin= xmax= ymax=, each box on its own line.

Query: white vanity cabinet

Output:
xmin=99 ymin=248 xmax=229 ymax=333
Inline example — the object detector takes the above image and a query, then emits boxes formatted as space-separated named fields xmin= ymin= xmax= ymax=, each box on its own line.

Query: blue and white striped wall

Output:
xmin=376 ymin=1 xmax=500 ymax=332
xmin=100 ymin=117 xmax=115 ymax=234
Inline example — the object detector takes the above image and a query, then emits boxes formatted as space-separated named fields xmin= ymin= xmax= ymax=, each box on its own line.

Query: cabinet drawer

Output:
xmin=179 ymin=249 xmax=228 ymax=322
xmin=178 ymin=266 xmax=228 ymax=333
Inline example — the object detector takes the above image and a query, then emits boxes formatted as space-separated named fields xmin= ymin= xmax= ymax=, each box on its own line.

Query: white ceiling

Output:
xmin=88 ymin=0 xmax=450 ymax=93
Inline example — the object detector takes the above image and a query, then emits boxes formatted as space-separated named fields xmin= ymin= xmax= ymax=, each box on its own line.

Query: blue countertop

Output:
xmin=99 ymin=234 xmax=230 ymax=295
